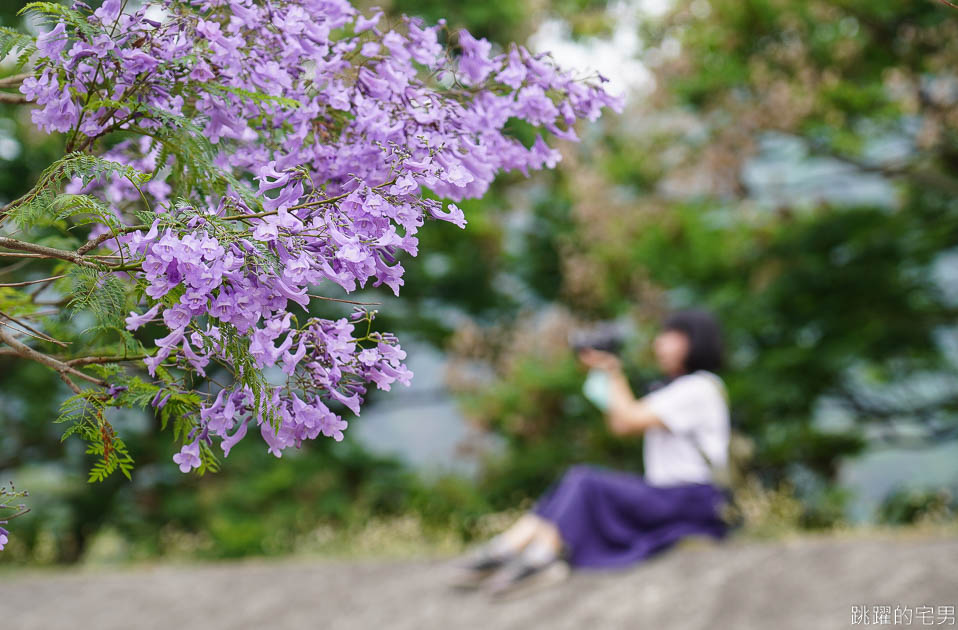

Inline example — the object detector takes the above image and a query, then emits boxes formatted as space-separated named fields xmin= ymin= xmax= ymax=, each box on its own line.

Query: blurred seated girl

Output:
xmin=451 ymin=308 xmax=732 ymax=598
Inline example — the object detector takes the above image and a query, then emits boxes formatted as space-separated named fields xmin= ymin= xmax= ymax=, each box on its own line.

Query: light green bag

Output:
xmin=690 ymin=371 xmax=742 ymax=528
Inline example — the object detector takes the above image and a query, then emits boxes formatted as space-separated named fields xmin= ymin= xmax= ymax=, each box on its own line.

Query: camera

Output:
xmin=568 ymin=322 xmax=629 ymax=355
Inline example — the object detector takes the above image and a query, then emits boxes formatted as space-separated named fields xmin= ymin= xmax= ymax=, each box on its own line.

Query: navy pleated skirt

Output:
xmin=532 ymin=464 xmax=730 ymax=569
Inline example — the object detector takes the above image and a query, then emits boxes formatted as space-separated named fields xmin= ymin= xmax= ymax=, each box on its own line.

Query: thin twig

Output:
xmin=0 ymin=310 xmax=69 ymax=347
xmin=307 ymin=294 xmax=381 ymax=306
xmin=2 ymin=507 xmax=31 ymax=522
xmin=29 ymin=276 xmax=64 ymax=304
xmin=0 ymin=318 xmax=54 ymax=344
xmin=220 ymin=179 xmax=397 ymax=221
xmin=0 ymin=250 xmax=119 ymax=261
xmin=0 ymin=326 xmax=106 ymax=389
xmin=0 ymin=259 xmax=30 ymax=276
xmin=77 ymin=224 xmax=146 ymax=255
xmin=59 ymin=373 xmax=83 ymax=395
xmin=66 ymin=354 xmax=147 ymax=367
xmin=14 ymin=308 xmax=59 ymax=319
xmin=0 ymin=274 xmax=67 ymax=287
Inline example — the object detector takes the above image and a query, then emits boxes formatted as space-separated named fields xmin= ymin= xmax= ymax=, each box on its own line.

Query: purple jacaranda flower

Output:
xmin=354 ymin=10 xmax=382 ymax=33
xmin=172 ymin=440 xmax=201 ymax=473
xmin=319 ymin=414 xmax=348 ymax=442
xmin=150 ymin=390 xmax=172 ymax=409
xmin=30 ymin=90 xmax=80 ymax=133
xmin=406 ymin=18 xmax=443 ymax=68
xmin=496 ymin=48 xmax=527 ymax=90
xmin=180 ymin=336 xmax=209 ymax=376
xmin=93 ymin=0 xmax=122 ymax=23
xmin=281 ymin=340 xmax=307 ymax=375
xmin=457 ymin=30 xmax=496 ymax=85
xmin=142 ymin=353 xmax=166 ymax=377
xmin=37 ymin=22 xmax=68 ymax=58
xmin=162 ymin=305 xmax=191 ymax=330
xmin=429 ymin=203 xmax=467 ymax=229
xmin=221 ymin=418 xmax=249 ymax=456
xmin=125 ymin=303 xmax=161 ymax=331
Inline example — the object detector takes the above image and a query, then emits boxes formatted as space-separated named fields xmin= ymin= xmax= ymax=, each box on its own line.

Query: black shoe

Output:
xmin=483 ymin=554 xmax=571 ymax=600
xmin=446 ymin=542 xmax=518 ymax=590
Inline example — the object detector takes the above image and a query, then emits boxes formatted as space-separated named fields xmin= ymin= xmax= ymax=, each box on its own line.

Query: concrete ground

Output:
xmin=2 ymin=532 xmax=956 ymax=630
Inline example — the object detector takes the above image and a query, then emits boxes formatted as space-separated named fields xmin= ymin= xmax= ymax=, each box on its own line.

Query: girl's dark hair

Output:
xmin=662 ymin=308 xmax=724 ymax=374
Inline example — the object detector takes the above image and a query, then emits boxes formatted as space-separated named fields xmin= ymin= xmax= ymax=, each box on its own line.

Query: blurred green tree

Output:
xmin=439 ymin=0 xmax=958 ymax=528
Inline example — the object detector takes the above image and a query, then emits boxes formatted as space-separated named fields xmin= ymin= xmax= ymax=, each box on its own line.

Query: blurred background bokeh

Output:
xmin=2 ymin=0 xmax=958 ymax=567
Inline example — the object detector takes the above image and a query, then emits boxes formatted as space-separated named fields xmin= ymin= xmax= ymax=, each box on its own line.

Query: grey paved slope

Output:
xmin=3 ymin=533 xmax=957 ymax=630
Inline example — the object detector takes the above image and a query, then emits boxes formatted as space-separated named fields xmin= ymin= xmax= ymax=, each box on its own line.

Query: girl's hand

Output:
xmin=577 ymin=348 xmax=622 ymax=372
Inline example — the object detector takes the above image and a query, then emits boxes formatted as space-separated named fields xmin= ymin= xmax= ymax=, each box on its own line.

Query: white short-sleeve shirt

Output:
xmin=640 ymin=370 xmax=730 ymax=487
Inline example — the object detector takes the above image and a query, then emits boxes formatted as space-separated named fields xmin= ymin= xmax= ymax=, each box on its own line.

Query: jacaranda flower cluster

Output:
xmin=16 ymin=0 xmax=622 ymax=472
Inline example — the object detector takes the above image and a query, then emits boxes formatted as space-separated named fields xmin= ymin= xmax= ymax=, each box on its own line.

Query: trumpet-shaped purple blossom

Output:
xmin=19 ymin=0 xmax=622 ymax=469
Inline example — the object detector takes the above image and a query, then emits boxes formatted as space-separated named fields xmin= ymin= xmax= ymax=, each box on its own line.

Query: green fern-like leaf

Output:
xmin=158 ymin=391 xmax=202 ymax=441
xmin=50 ymin=193 xmax=121 ymax=229
xmin=56 ymin=392 xmax=100 ymax=426
xmin=19 ymin=3 xmax=101 ymax=41
xmin=202 ymin=83 xmax=302 ymax=110
xmin=197 ymin=441 xmax=221 ymax=475
xmin=113 ymin=437 xmax=135 ymax=481
xmin=66 ymin=266 xmax=130 ymax=329
xmin=125 ymin=106 xmax=261 ymax=213
xmin=8 ymin=153 xmax=151 ymax=230
xmin=0 ymin=27 xmax=36 ymax=69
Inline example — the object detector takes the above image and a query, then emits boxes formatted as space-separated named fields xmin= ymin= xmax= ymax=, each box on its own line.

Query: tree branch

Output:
xmin=0 ymin=311 xmax=69 ymax=347
xmin=1 ymin=507 xmax=31 ymax=522
xmin=0 ymin=326 xmax=107 ymax=389
xmin=76 ymin=224 xmax=146 ymax=255
xmin=0 ymin=318 xmax=52 ymax=344
xmin=0 ymin=274 xmax=66 ymax=288
xmin=66 ymin=354 xmax=147 ymax=366
xmin=307 ymin=293 xmax=382 ymax=306
xmin=0 ymin=348 xmax=146 ymax=365
xmin=0 ymin=237 xmax=101 ymax=269
xmin=0 ymin=73 xmax=31 ymax=89
xmin=0 ymin=93 xmax=27 ymax=104
xmin=0 ymin=251 xmax=59 ymax=260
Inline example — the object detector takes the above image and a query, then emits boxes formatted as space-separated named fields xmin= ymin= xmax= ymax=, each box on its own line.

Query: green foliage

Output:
xmin=7 ymin=152 xmax=150 ymax=231
xmin=66 ymin=266 xmax=129 ymax=329
xmin=19 ymin=2 xmax=102 ymax=41
xmin=877 ymin=487 xmax=958 ymax=526
xmin=49 ymin=193 xmax=116 ymax=227
xmin=389 ymin=0 xmax=612 ymax=44
xmin=56 ymin=394 xmax=134 ymax=482
xmin=0 ymin=26 xmax=35 ymax=68
xmin=414 ymin=0 xmax=958 ymax=528
xmin=201 ymin=83 xmax=303 ymax=110
xmin=85 ymin=436 xmax=134 ymax=483
xmin=390 ymin=0 xmax=529 ymax=44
